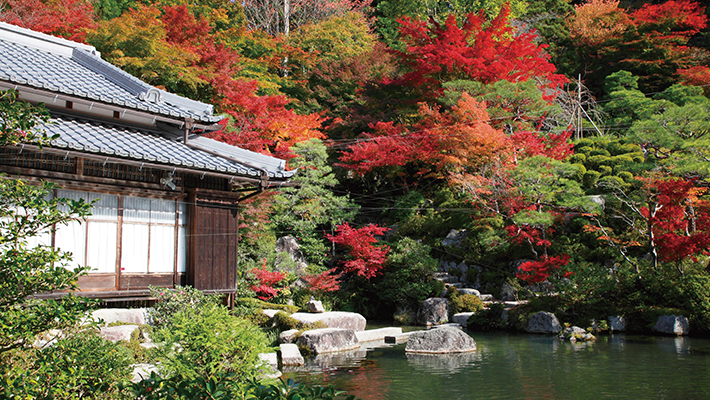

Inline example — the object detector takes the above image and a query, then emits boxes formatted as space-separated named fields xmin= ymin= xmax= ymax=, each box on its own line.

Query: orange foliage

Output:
xmin=568 ymin=0 xmax=629 ymax=46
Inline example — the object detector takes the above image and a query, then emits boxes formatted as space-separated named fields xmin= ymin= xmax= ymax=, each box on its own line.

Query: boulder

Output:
xmin=526 ymin=311 xmax=562 ymax=334
xmin=442 ymin=229 xmax=468 ymax=247
xmin=500 ymin=283 xmax=517 ymax=301
xmin=290 ymin=311 xmax=366 ymax=331
xmin=259 ymin=353 xmax=281 ymax=379
xmin=458 ymin=288 xmax=480 ymax=296
xmin=478 ymin=294 xmax=494 ymax=301
xmin=297 ymin=328 xmax=359 ymax=354
xmin=417 ymin=298 xmax=449 ymax=326
xmin=653 ymin=315 xmax=690 ymax=336
xmin=307 ymin=300 xmax=325 ymax=313
xmin=100 ymin=325 xmax=140 ymax=342
xmin=559 ymin=326 xmax=596 ymax=342
xmin=92 ymin=308 xmax=148 ymax=326
xmin=609 ymin=315 xmax=627 ymax=332
xmin=275 ymin=236 xmax=308 ymax=272
xmin=405 ymin=327 xmax=477 ymax=354
xmin=279 ymin=329 xmax=300 ymax=344
xmin=452 ymin=312 xmax=475 ymax=327
xmin=279 ymin=343 xmax=305 ymax=366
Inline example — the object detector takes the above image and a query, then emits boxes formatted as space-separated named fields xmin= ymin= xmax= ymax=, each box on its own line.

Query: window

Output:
xmin=53 ymin=189 xmax=187 ymax=274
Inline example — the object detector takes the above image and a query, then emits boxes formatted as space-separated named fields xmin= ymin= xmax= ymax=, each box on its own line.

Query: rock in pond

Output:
xmin=526 ymin=311 xmax=562 ymax=334
xmin=559 ymin=326 xmax=596 ymax=342
xmin=452 ymin=312 xmax=475 ymax=327
xmin=279 ymin=343 xmax=305 ymax=366
xmin=297 ymin=328 xmax=359 ymax=354
xmin=417 ymin=298 xmax=449 ymax=326
xmin=653 ymin=315 xmax=690 ymax=336
xmin=405 ymin=327 xmax=476 ymax=354
xmin=290 ymin=311 xmax=366 ymax=331
xmin=609 ymin=315 xmax=627 ymax=332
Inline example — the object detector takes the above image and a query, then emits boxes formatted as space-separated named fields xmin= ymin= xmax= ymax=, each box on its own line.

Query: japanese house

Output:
xmin=0 ymin=22 xmax=296 ymax=303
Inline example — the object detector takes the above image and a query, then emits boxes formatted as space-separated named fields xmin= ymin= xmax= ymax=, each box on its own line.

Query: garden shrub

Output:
xmin=449 ymin=294 xmax=484 ymax=315
xmin=467 ymin=303 xmax=506 ymax=331
xmin=152 ymin=302 xmax=269 ymax=381
xmin=2 ymin=329 xmax=132 ymax=399
xmin=149 ymin=285 xmax=220 ymax=329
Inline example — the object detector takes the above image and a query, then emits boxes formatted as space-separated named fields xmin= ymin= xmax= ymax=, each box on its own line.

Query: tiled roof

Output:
xmin=45 ymin=116 xmax=296 ymax=179
xmin=0 ymin=22 xmax=222 ymax=124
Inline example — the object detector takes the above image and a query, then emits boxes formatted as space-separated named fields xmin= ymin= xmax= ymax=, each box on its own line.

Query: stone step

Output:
xmin=279 ymin=343 xmax=304 ymax=366
xmin=356 ymin=327 xmax=402 ymax=343
xmin=433 ymin=272 xmax=459 ymax=284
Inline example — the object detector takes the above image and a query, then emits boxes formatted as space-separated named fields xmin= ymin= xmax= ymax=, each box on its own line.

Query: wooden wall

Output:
xmin=188 ymin=193 xmax=239 ymax=292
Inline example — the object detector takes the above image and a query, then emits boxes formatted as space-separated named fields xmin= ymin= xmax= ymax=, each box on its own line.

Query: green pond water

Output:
xmin=284 ymin=331 xmax=710 ymax=400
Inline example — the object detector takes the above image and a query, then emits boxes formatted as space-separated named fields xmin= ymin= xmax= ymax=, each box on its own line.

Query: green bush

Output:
xmin=467 ymin=303 xmax=506 ymax=332
xmin=152 ymin=302 xmax=269 ymax=381
xmin=449 ymin=294 xmax=484 ymax=315
xmin=1 ymin=329 xmax=132 ymax=399
xmin=583 ymin=171 xmax=601 ymax=189
xmin=149 ymin=285 xmax=220 ymax=329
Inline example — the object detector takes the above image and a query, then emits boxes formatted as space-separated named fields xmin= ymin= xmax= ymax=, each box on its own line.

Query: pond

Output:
xmin=284 ymin=330 xmax=710 ymax=400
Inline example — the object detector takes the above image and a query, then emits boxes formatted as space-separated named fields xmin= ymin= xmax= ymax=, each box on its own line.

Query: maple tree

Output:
xmin=326 ymin=222 xmax=390 ymax=279
xmin=390 ymin=5 xmax=566 ymax=98
xmin=565 ymin=0 xmax=708 ymax=95
xmin=242 ymin=0 xmax=371 ymax=36
xmin=250 ymin=265 xmax=286 ymax=300
xmin=0 ymin=0 xmax=96 ymax=42
xmin=339 ymin=93 xmax=510 ymax=178
xmin=517 ymin=254 xmax=572 ymax=284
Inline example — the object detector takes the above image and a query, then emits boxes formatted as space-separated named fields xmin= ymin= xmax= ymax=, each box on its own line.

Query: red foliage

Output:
xmin=303 ymin=268 xmax=342 ymax=292
xmin=326 ymin=222 xmax=390 ymax=279
xmin=391 ymin=5 xmax=566 ymax=97
xmin=250 ymin=266 xmax=286 ymax=300
xmin=510 ymin=129 xmax=573 ymax=161
xmin=0 ymin=0 xmax=96 ymax=42
xmin=517 ymin=254 xmax=572 ymax=283
xmin=647 ymin=179 xmax=710 ymax=263
xmin=339 ymin=94 xmax=510 ymax=176
xmin=629 ymin=0 xmax=707 ymax=40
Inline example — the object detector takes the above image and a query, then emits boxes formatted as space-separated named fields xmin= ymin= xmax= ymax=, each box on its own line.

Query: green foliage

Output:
xmin=152 ymin=302 xmax=269 ymax=382
xmin=1 ymin=329 xmax=133 ymax=399
xmin=0 ymin=177 xmax=96 ymax=354
xmin=148 ymin=285 xmax=221 ymax=329
xmin=270 ymin=139 xmax=357 ymax=266
xmin=289 ymin=12 xmax=375 ymax=62
xmin=467 ymin=303 xmax=506 ymax=332
xmin=449 ymin=293 xmax=484 ymax=315
xmin=0 ymin=89 xmax=53 ymax=147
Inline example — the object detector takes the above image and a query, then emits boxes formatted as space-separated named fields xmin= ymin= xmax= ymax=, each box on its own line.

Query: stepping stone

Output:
xmin=279 ymin=343 xmax=304 ymax=366
xmin=355 ymin=327 xmax=402 ymax=342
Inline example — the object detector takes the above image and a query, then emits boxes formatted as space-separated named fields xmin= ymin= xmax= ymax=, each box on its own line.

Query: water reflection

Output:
xmin=405 ymin=351 xmax=481 ymax=374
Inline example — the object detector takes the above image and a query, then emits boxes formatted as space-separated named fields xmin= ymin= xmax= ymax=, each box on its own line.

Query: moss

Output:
xmin=449 ymin=294 xmax=484 ymax=315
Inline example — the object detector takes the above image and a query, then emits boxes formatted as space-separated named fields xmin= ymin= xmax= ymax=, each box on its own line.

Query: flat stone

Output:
xmin=279 ymin=343 xmax=305 ymax=366
xmin=356 ymin=327 xmax=402 ymax=343
xmin=297 ymin=328 xmax=359 ymax=354
xmin=263 ymin=309 xmax=281 ymax=319
xmin=431 ymin=323 xmax=463 ymax=330
xmin=405 ymin=327 xmax=477 ymax=354
xmin=100 ymin=325 xmax=140 ymax=342
xmin=526 ymin=311 xmax=562 ymax=334
xmin=92 ymin=308 xmax=148 ymax=326
xmin=458 ymin=289 xmax=480 ymax=296
xmin=279 ymin=329 xmax=300 ymax=344
xmin=653 ymin=315 xmax=690 ymax=336
xmin=478 ymin=294 xmax=494 ymax=301
xmin=452 ymin=312 xmax=475 ymax=327
xmin=259 ymin=352 xmax=281 ymax=378
xmin=290 ymin=311 xmax=366 ymax=331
